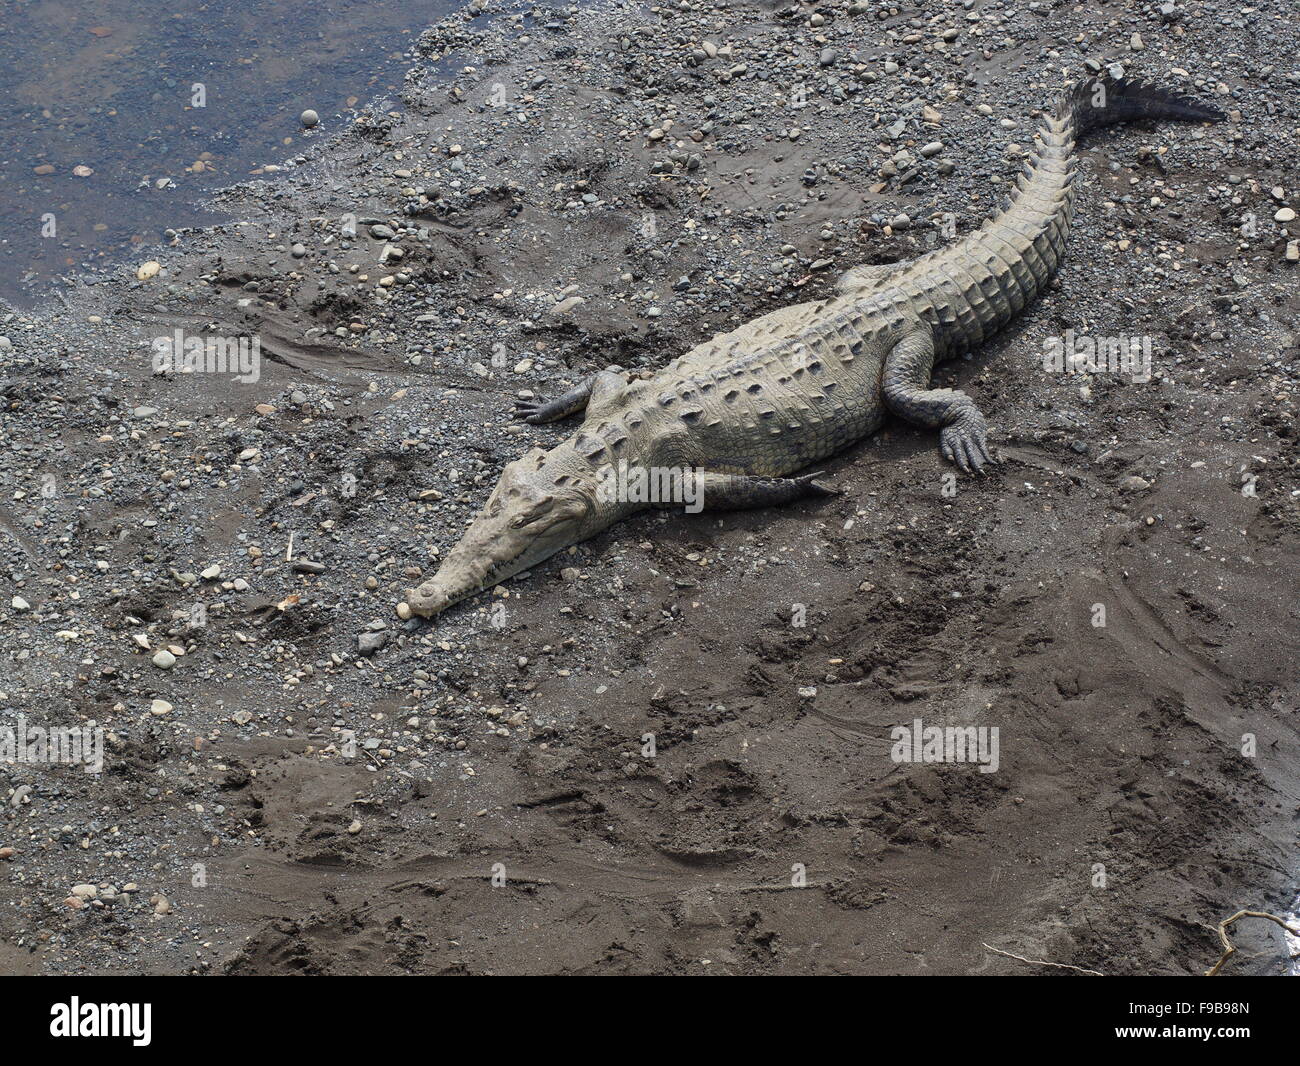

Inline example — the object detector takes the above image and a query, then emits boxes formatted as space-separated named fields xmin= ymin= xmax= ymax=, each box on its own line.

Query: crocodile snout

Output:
xmin=406 ymin=578 xmax=455 ymax=619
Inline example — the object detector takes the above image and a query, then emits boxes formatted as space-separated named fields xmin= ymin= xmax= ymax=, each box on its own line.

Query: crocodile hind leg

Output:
xmin=512 ymin=367 xmax=625 ymax=424
xmin=659 ymin=470 xmax=838 ymax=512
xmin=882 ymin=327 xmax=994 ymax=473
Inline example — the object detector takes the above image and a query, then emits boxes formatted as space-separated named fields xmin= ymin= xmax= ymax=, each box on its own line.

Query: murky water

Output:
xmin=0 ymin=0 xmax=457 ymax=307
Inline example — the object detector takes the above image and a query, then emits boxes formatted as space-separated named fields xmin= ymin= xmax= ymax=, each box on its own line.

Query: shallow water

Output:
xmin=0 ymin=0 xmax=458 ymax=307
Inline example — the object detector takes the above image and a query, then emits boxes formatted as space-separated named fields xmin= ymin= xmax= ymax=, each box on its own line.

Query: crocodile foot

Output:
xmin=940 ymin=411 xmax=994 ymax=473
xmin=511 ymin=396 xmax=551 ymax=425
xmin=795 ymin=471 xmax=840 ymax=497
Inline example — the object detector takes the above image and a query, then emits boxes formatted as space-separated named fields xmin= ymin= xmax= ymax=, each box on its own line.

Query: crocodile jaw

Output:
xmin=405 ymin=444 xmax=612 ymax=619
xmin=406 ymin=536 xmax=571 ymax=618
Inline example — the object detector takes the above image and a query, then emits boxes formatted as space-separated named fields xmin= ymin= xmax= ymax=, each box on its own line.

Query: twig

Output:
xmin=982 ymin=942 xmax=1104 ymax=976
xmin=1205 ymin=909 xmax=1300 ymax=976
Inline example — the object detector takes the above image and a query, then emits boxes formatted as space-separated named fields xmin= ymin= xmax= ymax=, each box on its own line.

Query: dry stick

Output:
xmin=982 ymin=942 xmax=1105 ymax=977
xmin=1205 ymin=910 xmax=1300 ymax=977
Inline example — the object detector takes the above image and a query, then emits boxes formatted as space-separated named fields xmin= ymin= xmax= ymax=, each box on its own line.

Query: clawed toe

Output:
xmin=940 ymin=418 xmax=994 ymax=475
xmin=511 ymin=397 xmax=547 ymax=424
xmin=797 ymin=471 xmax=839 ymax=496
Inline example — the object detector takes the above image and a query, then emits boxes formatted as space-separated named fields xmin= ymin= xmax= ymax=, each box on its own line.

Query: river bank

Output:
xmin=0 ymin=0 xmax=1296 ymax=975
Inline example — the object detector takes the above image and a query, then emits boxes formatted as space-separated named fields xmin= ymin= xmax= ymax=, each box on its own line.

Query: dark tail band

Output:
xmin=1060 ymin=75 xmax=1226 ymax=138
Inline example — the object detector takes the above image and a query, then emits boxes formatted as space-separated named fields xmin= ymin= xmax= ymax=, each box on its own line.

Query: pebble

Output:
xmin=300 ymin=109 xmax=320 ymax=128
xmin=11 ymin=596 xmax=29 ymax=611
xmin=151 ymin=650 xmax=176 ymax=669
xmin=150 ymin=699 xmax=173 ymax=716
xmin=551 ymin=295 xmax=585 ymax=316
xmin=357 ymin=631 xmax=389 ymax=656
xmin=1274 ymin=207 xmax=1296 ymax=223
xmin=291 ymin=559 xmax=327 ymax=574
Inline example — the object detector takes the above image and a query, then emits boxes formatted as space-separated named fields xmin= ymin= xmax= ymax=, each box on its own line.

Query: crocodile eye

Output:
xmin=508 ymin=498 xmax=555 ymax=529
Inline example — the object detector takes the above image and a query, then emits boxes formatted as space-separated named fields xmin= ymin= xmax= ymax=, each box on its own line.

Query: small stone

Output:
xmin=819 ymin=48 xmax=838 ymax=67
xmin=300 ymin=109 xmax=320 ymax=128
xmin=71 ymin=884 xmax=98 ymax=899
xmin=200 ymin=564 xmax=221 ymax=579
xmin=11 ymin=596 xmax=29 ymax=611
xmin=136 ymin=261 xmax=161 ymax=281
xmin=150 ymin=699 xmax=173 ymax=716
xmin=347 ymin=820 xmax=362 ymax=835
xmin=550 ymin=295 xmax=585 ymax=316
xmin=151 ymin=650 xmax=176 ymax=669
xmin=395 ymin=601 xmax=412 ymax=620
xmin=1274 ymin=207 xmax=1296 ymax=223
xmin=357 ymin=631 xmax=389 ymax=656
xmin=919 ymin=141 xmax=944 ymax=158
xmin=291 ymin=559 xmax=327 ymax=574
xmin=1120 ymin=476 xmax=1151 ymax=493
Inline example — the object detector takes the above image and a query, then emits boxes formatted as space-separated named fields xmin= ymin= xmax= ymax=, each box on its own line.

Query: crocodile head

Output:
xmin=406 ymin=444 xmax=609 ymax=618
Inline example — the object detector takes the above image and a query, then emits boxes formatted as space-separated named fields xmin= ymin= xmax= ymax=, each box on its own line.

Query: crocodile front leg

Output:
xmin=512 ymin=368 xmax=625 ymax=424
xmin=882 ymin=327 xmax=994 ymax=473
xmin=665 ymin=470 xmax=838 ymax=511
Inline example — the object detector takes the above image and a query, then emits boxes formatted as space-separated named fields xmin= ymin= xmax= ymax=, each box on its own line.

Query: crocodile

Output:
xmin=407 ymin=75 xmax=1223 ymax=619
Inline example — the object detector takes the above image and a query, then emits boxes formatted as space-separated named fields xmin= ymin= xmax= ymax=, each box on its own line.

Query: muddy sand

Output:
xmin=0 ymin=0 xmax=1297 ymax=975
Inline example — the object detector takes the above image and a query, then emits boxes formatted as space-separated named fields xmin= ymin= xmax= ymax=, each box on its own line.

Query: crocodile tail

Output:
xmin=1060 ymin=75 xmax=1225 ymax=139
